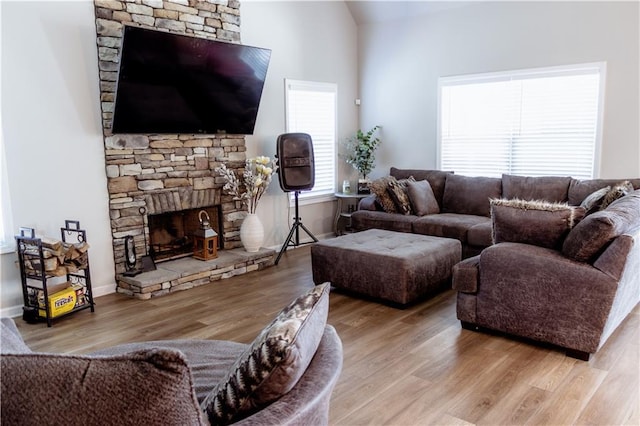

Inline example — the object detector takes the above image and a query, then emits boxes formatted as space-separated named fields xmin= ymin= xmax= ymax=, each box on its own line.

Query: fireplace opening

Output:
xmin=148 ymin=205 xmax=223 ymax=262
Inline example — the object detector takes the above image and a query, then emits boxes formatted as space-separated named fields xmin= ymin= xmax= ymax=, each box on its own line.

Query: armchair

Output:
xmin=453 ymin=191 xmax=640 ymax=360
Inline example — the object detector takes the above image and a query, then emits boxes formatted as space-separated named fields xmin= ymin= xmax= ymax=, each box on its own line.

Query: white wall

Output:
xmin=241 ymin=1 xmax=359 ymax=247
xmin=0 ymin=0 xmax=358 ymax=315
xmin=1 ymin=1 xmax=115 ymax=316
xmin=358 ymin=1 xmax=640 ymax=180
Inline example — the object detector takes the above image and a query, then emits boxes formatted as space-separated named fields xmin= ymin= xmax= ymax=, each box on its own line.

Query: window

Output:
xmin=1 ymin=126 xmax=15 ymax=254
xmin=438 ymin=63 xmax=605 ymax=179
xmin=285 ymin=79 xmax=337 ymax=202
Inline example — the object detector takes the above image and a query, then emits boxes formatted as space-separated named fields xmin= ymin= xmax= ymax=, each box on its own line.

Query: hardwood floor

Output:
xmin=15 ymin=246 xmax=639 ymax=425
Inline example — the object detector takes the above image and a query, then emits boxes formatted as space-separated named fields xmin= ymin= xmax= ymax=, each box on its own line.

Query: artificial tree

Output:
xmin=345 ymin=125 xmax=381 ymax=193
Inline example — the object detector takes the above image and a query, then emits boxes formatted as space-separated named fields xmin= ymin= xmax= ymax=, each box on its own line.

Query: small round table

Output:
xmin=333 ymin=192 xmax=370 ymax=236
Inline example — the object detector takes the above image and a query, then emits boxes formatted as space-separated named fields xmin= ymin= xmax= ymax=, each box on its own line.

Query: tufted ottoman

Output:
xmin=311 ymin=229 xmax=462 ymax=306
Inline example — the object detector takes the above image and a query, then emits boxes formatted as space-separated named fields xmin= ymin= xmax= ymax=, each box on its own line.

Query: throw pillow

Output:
xmin=491 ymin=198 xmax=585 ymax=249
xmin=1 ymin=349 xmax=204 ymax=425
xmin=406 ymin=179 xmax=440 ymax=216
xmin=387 ymin=176 xmax=415 ymax=215
xmin=201 ymin=283 xmax=330 ymax=425
xmin=563 ymin=190 xmax=640 ymax=262
xmin=580 ymin=186 xmax=610 ymax=215
xmin=390 ymin=168 xmax=453 ymax=207
xmin=600 ymin=181 xmax=634 ymax=210
xmin=368 ymin=176 xmax=398 ymax=213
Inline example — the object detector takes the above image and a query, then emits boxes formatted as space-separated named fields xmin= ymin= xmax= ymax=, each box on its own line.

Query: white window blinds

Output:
xmin=439 ymin=63 xmax=605 ymax=179
xmin=285 ymin=79 xmax=337 ymax=201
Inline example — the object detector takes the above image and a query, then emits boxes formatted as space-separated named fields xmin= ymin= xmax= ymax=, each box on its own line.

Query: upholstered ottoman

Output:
xmin=311 ymin=229 xmax=462 ymax=305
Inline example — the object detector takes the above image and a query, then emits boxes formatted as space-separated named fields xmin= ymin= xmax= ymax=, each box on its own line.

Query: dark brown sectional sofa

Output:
xmin=352 ymin=167 xmax=640 ymax=258
xmin=351 ymin=167 xmax=640 ymax=359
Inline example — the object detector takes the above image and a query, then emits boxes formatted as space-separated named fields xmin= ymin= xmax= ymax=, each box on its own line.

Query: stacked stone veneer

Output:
xmin=93 ymin=0 xmax=273 ymax=298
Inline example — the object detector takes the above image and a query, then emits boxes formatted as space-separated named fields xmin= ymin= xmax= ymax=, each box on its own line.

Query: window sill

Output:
xmin=289 ymin=193 xmax=336 ymax=207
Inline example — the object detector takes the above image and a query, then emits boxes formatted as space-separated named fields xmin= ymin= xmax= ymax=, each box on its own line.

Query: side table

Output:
xmin=334 ymin=192 xmax=370 ymax=236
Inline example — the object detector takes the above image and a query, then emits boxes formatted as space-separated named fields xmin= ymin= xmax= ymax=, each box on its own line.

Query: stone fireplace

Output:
xmin=93 ymin=0 xmax=274 ymax=298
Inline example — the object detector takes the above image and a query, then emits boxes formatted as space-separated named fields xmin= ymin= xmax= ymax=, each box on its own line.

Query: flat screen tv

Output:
xmin=111 ymin=25 xmax=271 ymax=135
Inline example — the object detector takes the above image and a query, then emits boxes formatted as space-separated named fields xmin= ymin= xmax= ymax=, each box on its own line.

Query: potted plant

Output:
xmin=344 ymin=125 xmax=381 ymax=194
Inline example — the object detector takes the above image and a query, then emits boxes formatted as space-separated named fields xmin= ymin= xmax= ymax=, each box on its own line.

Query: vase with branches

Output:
xmin=215 ymin=156 xmax=276 ymax=214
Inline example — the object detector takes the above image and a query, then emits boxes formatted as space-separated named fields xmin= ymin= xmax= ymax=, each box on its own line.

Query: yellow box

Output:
xmin=38 ymin=286 xmax=77 ymax=318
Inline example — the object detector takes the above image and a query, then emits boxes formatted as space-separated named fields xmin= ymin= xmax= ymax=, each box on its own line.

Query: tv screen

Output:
xmin=111 ymin=25 xmax=271 ymax=135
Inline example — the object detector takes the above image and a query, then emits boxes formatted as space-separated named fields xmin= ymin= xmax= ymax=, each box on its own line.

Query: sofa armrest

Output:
xmin=358 ymin=195 xmax=379 ymax=211
xmin=452 ymin=255 xmax=480 ymax=293
xmin=593 ymin=234 xmax=634 ymax=280
xmin=476 ymin=242 xmax=618 ymax=353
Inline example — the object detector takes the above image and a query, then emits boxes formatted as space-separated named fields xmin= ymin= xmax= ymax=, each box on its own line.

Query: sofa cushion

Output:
xmin=442 ymin=174 xmax=502 ymax=217
xmin=369 ymin=176 xmax=398 ymax=213
xmin=568 ymin=178 xmax=640 ymax=206
xmin=201 ymin=283 xmax=330 ymax=425
xmin=412 ymin=213 xmax=489 ymax=243
xmin=502 ymin=174 xmax=571 ymax=203
xmin=388 ymin=176 xmax=415 ymax=215
xmin=1 ymin=348 xmax=205 ymax=425
xmin=407 ymin=179 xmax=440 ymax=216
xmin=467 ymin=221 xmax=493 ymax=248
xmin=390 ymin=168 xmax=453 ymax=208
xmin=580 ymin=186 xmax=610 ymax=215
xmin=563 ymin=190 xmax=640 ymax=262
xmin=351 ymin=210 xmax=417 ymax=233
xmin=491 ymin=198 xmax=585 ymax=249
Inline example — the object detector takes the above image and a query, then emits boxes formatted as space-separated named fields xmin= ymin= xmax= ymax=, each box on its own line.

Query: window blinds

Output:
xmin=285 ymin=79 xmax=337 ymax=200
xmin=439 ymin=63 xmax=604 ymax=179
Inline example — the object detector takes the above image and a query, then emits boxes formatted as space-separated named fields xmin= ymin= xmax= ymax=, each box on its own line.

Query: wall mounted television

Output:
xmin=111 ymin=25 xmax=271 ymax=135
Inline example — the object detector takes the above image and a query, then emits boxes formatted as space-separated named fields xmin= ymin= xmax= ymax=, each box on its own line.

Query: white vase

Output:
xmin=240 ymin=213 xmax=264 ymax=253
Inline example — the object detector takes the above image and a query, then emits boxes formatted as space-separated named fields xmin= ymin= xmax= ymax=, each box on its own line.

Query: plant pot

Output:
xmin=357 ymin=178 xmax=371 ymax=194
xmin=240 ymin=213 xmax=264 ymax=253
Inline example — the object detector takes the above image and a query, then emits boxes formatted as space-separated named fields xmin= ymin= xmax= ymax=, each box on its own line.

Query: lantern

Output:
xmin=193 ymin=210 xmax=218 ymax=260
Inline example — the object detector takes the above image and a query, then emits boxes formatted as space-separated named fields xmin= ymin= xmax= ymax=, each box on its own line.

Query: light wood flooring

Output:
xmin=15 ymin=246 xmax=640 ymax=425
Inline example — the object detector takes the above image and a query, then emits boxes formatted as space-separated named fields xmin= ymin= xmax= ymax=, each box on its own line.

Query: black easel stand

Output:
xmin=275 ymin=191 xmax=318 ymax=265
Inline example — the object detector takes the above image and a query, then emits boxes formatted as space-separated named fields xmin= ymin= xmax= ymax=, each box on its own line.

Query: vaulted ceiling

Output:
xmin=345 ymin=1 xmax=474 ymax=25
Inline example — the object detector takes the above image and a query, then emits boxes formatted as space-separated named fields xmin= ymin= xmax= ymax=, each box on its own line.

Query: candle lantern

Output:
xmin=193 ymin=210 xmax=218 ymax=260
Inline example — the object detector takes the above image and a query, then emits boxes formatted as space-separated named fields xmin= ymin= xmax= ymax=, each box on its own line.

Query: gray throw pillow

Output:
xmin=580 ymin=186 xmax=610 ymax=215
xmin=491 ymin=198 xmax=585 ymax=249
xmin=407 ymin=180 xmax=440 ymax=216
xmin=201 ymin=283 xmax=330 ymax=425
